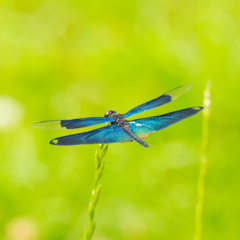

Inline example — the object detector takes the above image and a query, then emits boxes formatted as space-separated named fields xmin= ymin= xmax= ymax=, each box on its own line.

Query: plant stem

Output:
xmin=84 ymin=143 xmax=109 ymax=240
xmin=194 ymin=81 xmax=211 ymax=240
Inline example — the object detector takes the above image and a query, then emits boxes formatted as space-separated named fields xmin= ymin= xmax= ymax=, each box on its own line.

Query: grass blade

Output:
xmin=194 ymin=81 xmax=211 ymax=240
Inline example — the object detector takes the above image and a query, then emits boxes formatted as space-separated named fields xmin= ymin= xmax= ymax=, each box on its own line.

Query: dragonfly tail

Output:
xmin=120 ymin=126 xmax=149 ymax=148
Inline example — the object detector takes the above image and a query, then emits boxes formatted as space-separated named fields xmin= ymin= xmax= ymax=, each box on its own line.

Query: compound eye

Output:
xmin=104 ymin=111 xmax=110 ymax=117
xmin=105 ymin=110 xmax=116 ymax=117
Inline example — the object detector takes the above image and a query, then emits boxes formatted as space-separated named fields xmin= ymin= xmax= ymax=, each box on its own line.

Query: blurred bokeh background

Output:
xmin=1 ymin=0 xmax=240 ymax=239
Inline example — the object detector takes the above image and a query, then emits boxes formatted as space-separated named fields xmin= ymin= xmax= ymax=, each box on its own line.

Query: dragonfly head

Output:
xmin=104 ymin=110 xmax=117 ymax=118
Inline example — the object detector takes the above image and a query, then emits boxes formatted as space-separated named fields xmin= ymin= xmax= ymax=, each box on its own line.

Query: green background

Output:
xmin=0 ymin=0 xmax=239 ymax=239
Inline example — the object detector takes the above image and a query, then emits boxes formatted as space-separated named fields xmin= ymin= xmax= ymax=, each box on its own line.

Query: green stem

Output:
xmin=84 ymin=143 xmax=109 ymax=240
xmin=194 ymin=81 xmax=211 ymax=240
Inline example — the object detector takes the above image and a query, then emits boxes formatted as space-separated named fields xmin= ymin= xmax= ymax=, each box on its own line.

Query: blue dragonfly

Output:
xmin=32 ymin=84 xmax=203 ymax=148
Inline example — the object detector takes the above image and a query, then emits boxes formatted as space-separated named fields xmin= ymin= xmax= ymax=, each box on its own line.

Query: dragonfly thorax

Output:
xmin=105 ymin=111 xmax=128 ymax=127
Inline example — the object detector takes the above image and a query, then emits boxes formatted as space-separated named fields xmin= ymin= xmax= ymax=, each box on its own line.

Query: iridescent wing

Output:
xmin=128 ymin=107 xmax=203 ymax=139
xmin=32 ymin=117 xmax=114 ymax=130
xmin=49 ymin=124 xmax=133 ymax=146
xmin=124 ymin=84 xmax=193 ymax=118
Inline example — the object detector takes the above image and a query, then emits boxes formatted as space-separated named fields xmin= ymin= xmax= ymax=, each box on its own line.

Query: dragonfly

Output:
xmin=32 ymin=84 xmax=203 ymax=148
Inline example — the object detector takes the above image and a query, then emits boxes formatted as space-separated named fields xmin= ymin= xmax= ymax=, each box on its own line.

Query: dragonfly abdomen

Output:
xmin=120 ymin=125 xmax=149 ymax=148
